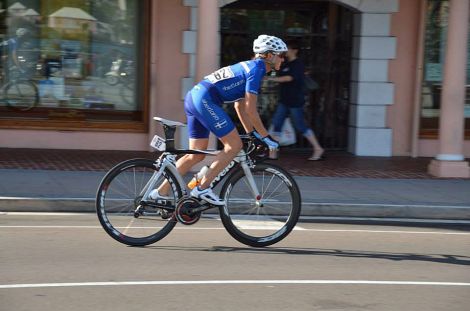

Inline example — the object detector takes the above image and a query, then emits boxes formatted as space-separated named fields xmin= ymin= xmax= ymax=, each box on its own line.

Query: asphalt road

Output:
xmin=1 ymin=213 xmax=469 ymax=311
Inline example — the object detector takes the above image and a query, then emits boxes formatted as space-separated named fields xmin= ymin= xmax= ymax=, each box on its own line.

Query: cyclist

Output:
xmin=152 ymin=34 xmax=287 ymax=206
xmin=0 ymin=28 xmax=28 ymax=78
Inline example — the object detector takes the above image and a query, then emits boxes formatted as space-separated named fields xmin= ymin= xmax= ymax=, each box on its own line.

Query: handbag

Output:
xmin=269 ymin=117 xmax=297 ymax=146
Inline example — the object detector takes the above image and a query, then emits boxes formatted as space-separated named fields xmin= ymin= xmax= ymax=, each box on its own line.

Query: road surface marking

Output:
xmin=0 ymin=225 xmax=469 ymax=235
xmin=1 ymin=280 xmax=469 ymax=289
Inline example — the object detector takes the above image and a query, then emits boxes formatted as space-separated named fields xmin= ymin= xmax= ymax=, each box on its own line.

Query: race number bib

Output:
xmin=150 ymin=135 xmax=166 ymax=151
xmin=205 ymin=66 xmax=234 ymax=84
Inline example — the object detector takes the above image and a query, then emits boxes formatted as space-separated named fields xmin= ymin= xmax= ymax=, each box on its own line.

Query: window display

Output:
xmin=0 ymin=0 xmax=148 ymax=130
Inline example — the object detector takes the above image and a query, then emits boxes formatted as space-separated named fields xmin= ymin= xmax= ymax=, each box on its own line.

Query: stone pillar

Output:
xmin=197 ymin=0 xmax=219 ymax=157
xmin=196 ymin=0 xmax=219 ymax=80
xmin=428 ymin=0 xmax=470 ymax=178
xmin=347 ymin=1 xmax=398 ymax=156
xmin=182 ymin=0 xmax=220 ymax=170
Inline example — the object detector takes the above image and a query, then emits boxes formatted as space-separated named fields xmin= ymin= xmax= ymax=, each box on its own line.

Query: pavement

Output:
xmin=0 ymin=148 xmax=469 ymax=222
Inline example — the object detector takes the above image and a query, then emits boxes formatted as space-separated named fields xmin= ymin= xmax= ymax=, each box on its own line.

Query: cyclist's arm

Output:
xmin=234 ymin=99 xmax=253 ymax=133
xmin=243 ymin=92 xmax=269 ymax=137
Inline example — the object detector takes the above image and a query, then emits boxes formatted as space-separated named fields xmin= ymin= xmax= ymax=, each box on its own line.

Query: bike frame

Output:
xmin=139 ymin=149 xmax=261 ymax=207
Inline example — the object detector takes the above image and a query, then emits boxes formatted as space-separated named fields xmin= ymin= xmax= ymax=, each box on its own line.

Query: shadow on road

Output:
xmin=145 ymin=245 xmax=470 ymax=266
xmin=301 ymin=220 xmax=470 ymax=233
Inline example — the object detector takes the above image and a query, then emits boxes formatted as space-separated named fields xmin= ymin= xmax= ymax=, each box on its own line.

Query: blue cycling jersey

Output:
xmin=202 ymin=58 xmax=266 ymax=103
xmin=184 ymin=58 xmax=267 ymax=139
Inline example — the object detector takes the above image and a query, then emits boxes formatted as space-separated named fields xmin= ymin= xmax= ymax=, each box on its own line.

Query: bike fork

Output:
xmin=240 ymin=161 xmax=263 ymax=207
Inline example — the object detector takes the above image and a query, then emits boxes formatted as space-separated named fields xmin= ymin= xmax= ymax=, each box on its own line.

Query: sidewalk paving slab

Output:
xmin=1 ymin=169 xmax=469 ymax=220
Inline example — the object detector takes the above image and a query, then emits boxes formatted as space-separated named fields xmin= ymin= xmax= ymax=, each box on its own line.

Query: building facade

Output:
xmin=0 ymin=0 xmax=469 ymax=177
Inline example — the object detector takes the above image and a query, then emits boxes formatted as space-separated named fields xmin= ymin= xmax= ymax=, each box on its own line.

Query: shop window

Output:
xmin=420 ymin=0 xmax=470 ymax=138
xmin=0 ymin=0 xmax=150 ymax=131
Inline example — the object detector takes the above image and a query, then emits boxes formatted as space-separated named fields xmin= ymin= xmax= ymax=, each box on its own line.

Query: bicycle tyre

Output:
xmin=4 ymin=79 xmax=38 ymax=111
xmin=219 ymin=163 xmax=301 ymax=247
xmin=96 ymin=158 xmax=181 ymax=246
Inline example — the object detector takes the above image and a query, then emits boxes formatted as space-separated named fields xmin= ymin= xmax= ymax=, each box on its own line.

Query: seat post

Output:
xmin=163 ymin=124 xmax=177 ymax=151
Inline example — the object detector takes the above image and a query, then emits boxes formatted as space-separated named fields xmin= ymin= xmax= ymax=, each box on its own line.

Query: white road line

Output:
xmin=301 ymin=216 xmax=470 ymax=225
xmin=301 ymin=202 xmax=470 ymax=209
xmin=0 ymin=225 xmax=469 ymax=235
xmin=1 ymin=212 xmax=89 ymax=216
xmin=302 ymin=229 xmax=470 ymax=235
xmin=1 ymin=280 xmax=469 ymax=289
xmin=0 ymin=197 xmax=94 ymax=201
xmin=0 ymin=225 xmax=305 ymax=231
xmin=3 ymin=212 xmax=470 ymax=225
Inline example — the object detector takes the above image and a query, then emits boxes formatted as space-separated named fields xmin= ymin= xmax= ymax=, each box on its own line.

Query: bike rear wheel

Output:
xmin=219 ymin=163 xmax=301 ymax=247
xmin=4 ymin=80 xmax=38 ymax=111
xmin=96 ymin=158 xmax=181 ymax=246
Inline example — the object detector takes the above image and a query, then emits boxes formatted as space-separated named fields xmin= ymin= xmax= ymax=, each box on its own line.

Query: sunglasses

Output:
xmin=274 ymin=52 xmax=287 ymax=59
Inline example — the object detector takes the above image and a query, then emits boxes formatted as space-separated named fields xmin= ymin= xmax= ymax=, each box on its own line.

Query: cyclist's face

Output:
xmin=272 ymin=53 xmax=285 ymax=70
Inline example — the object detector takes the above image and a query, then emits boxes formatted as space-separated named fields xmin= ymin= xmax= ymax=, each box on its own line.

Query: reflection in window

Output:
xmin=0 ymin=0 xmax=146 ymax=126
xmin=420 ymin=0 xmax=470 ymax=135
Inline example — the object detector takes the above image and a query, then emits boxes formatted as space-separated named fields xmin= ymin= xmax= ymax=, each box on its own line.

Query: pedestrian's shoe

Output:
xmin=190 ymin=186 xmax=225 ymax=206
xmin=149 ymin=189 xmax=173 ymax=201
xmin=308 ymin=149 xmax=325 ymax=161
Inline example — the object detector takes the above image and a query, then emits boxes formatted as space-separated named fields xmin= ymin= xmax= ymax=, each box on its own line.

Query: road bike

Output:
xmin=2 ymin=68 xmax=38 ymax=111
xmin=104 ymin=57 xmax=135 ymax=105
xmin=96 ymin=117 xmax=301 ymax=247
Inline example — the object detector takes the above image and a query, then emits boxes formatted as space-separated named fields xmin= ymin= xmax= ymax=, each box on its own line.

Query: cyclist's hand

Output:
xmin=248 ymin=130 xmax=263 ymax=141
xmin=262 ymin=135 xmax=279 ymax=151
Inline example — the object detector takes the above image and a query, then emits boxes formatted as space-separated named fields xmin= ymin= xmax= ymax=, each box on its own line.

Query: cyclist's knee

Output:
xmin=224 ymin=138 xmax=242 ymax=155
xmin=219 ymin=129 xmax=242 ymax=155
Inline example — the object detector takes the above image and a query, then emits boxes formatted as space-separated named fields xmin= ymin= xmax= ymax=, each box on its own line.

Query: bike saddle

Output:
xmin=153 ymin=117 xmax=186 ymax=127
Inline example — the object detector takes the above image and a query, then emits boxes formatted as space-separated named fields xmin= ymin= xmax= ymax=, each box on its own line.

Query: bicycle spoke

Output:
xmin=221 ymin=163 xmax=300 ymax=246
xmin=261 ymin=174 xmax=276 ymax=200
xmin=265 ymin=190 xmax=292 ymax=201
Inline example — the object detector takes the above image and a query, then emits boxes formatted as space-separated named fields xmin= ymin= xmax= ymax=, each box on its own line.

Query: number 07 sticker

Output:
xmin=150 ymin=135 xmax=166 ymax=151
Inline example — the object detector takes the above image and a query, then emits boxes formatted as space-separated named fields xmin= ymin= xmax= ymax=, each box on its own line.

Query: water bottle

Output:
xmin=187 ymin=166 xmax=209 ymax=189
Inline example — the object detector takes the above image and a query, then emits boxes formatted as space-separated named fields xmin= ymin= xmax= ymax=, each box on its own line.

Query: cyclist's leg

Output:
xmin=188 ymin=96 xmax=242 ymax=190
xmin=175 ymin=138 xmax=209 ymax=172
xmin=199 ymin=128 xmax=242 ymax=190
xmin=156 ymin=92 xmax=210 ymax=196
xmin=176 ymin=91 xmax=211 ymax=172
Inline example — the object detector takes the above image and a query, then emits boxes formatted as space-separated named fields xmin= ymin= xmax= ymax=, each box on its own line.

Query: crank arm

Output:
xmin=189 ymin=203 xmax=217 ymax=214
xmin=140 ymin=200 xmax=175 ymax=212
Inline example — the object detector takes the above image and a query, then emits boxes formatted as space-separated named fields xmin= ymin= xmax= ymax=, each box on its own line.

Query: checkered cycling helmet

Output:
xmin=253 ymin=35 xmax=288 ymax=54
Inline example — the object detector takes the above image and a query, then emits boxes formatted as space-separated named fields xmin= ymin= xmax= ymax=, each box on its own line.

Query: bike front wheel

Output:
xmin=4 ymin=80 xmax=38 ymax=111
xmin=96 ymin=158 xmax=181 ymax=246
xmin=219 ymin=163 xmax=301 ymax=247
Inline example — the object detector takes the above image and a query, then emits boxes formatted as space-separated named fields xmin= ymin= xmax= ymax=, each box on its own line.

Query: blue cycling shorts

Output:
xmin=184 ymin=84 xmax=235 ymax=139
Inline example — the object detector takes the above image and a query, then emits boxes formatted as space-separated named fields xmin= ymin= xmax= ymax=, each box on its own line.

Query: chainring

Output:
xmin=175 ymin=197 xmax=201 ymax=225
